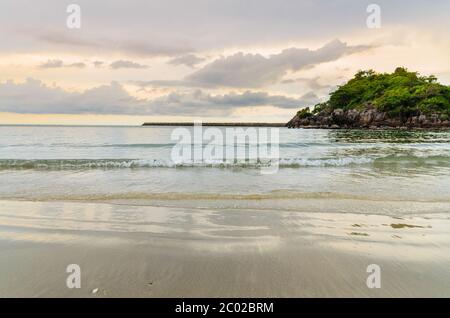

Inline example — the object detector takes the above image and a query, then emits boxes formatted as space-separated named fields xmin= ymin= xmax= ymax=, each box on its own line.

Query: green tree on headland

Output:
xmin=302 ymin=67 xmax=450 ymax=120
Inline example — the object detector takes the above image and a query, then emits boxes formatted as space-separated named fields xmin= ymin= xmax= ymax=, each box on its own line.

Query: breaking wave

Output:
xmin=0 ymin=154 xmax=449 ymax=170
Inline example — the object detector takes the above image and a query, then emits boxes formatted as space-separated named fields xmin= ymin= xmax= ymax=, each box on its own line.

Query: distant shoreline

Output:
xmin=142 ymin=122 xmax=286 ymax=127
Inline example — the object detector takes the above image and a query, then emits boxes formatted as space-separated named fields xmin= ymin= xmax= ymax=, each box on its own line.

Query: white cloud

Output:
xmin=39 ymin=59 xmax=64 ymax=68
xmin=281 ymin=76 xmax=331 ymax=90
xmin=39 ymin=59 xmax=86 ymax=68
xmin=133 ymin=40 xmax=372 ymax=90
xmin=168 ymin=54 xmax=206 ymax=68
xmin=1 ymin=0 xmax=446 ymax=55
xmin=0 ymin=79 xmax=318 ymax=116
xmin=110 ymin=60 xmax=148 ymax=69
xmin=185 ymin=40 xmax=371 ymax=88
xmin=67 ymin=62 xmax=86 ymax=68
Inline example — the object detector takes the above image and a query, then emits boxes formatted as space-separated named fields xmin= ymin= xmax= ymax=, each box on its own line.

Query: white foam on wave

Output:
xmin=0 ymin=157 xmax=377 ymax=169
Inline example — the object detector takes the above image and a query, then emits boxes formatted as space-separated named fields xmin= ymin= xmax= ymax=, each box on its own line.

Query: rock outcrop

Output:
xmin=286 ymin=107 xmax=450 ymax=129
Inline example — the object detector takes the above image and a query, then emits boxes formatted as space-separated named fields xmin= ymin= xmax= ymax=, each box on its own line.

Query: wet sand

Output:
xmin=1 ymin=199 xmax=450 ymax=297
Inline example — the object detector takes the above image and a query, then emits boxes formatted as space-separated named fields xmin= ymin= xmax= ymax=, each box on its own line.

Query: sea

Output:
xmin=0 ymin=125 xmax=449 ymax=211
xmin=2 ymin=125 xmax=450 ymax=297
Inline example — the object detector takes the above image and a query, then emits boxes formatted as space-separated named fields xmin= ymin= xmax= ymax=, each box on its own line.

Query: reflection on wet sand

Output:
xmin=1 ymin=200 xmax=450 ymax=260
xmin=1 ymin=199 xmax=450 ymax=297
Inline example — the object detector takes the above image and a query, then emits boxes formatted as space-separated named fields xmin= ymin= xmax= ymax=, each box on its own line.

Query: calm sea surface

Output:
xmin=0 ymin=125 xmax=449 ymax=212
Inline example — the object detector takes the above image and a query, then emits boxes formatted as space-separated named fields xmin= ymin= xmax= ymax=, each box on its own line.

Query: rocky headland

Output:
xmin=286 ymin=68 xmax=450 ymax=129
xmin=286 ymin=106 xmax=450 ymax=129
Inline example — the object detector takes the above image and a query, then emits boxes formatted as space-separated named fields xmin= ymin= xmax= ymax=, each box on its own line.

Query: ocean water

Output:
xmin=0 ymin=125 xmax=450 ymax=213
xmin=3 ymin=125 xmax=450 ymax=298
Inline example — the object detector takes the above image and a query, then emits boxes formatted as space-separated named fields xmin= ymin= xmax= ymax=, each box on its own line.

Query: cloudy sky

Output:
xmin=1 ymin=0 xmax=449 ymax=125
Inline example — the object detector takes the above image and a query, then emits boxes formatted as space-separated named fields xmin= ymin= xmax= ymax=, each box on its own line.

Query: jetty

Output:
xmin=142 ymin=122 xmax=286 ymax=127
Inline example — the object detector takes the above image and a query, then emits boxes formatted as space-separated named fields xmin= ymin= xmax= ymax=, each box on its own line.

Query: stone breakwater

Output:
xmin=286 ymin=108 xmax=450 ymax=129
xmin=143 ymin=122 xmax=285 ymax=127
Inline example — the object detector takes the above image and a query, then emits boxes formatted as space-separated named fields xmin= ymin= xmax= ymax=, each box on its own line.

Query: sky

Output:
xmin=0 ymin=0 xmax=449 ymax=125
